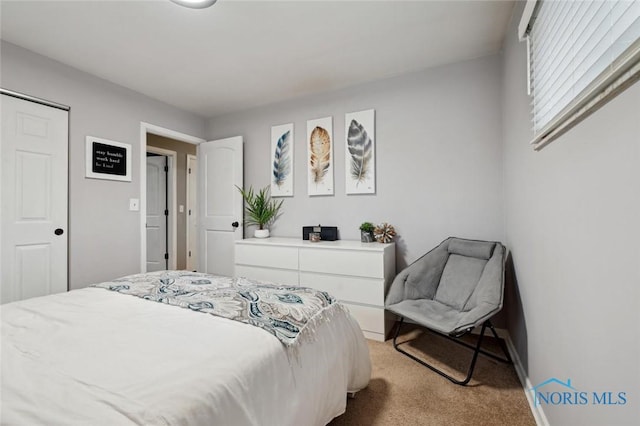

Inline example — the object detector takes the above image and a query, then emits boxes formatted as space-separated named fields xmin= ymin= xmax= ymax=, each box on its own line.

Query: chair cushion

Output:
xmin=448 ymin=239 xmax=495 ymax=260
xmin=434 ymin=254 xmax=487 ymax=311
xmin=386 ymin=299 xmax=462 ymax=335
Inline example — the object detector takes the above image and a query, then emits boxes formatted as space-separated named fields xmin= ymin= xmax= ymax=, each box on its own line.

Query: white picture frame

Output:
xmin=85 ymin=136 xmax=132 ymax=182
xmin=345 ymin=109 xmax=375 ymax=194
xmin=270 ymin=123 xmax=294 ymax=197
xmin=306 ymin=116 xmax=334 ymax=196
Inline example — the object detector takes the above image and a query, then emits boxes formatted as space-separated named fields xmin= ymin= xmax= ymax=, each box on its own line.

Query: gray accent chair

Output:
xmin=385 ymin=237 xmax=511 ymax=385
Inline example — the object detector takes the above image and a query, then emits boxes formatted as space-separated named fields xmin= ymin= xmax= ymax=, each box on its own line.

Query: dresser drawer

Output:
xmin=343 ymin=303 xmax=395 ymax=341
xmin=235 ymin=238 xmax=395 ymax=341
xmin=299 ymin=272 xmax=384 ymax=306
xmin=235 ymin=244 xmax=298 ymax=270
xmin=299 ymin=248 xmax=383 ymax=278
xmin=342 ymin=303 xmax=385 ymax=334
xmin=235 ymin=265 xmax=298 ymax=286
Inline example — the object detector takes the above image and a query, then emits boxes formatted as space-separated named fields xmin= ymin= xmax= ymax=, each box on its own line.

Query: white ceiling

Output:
xmin=1 ymin=0 xmax=514 ymax=118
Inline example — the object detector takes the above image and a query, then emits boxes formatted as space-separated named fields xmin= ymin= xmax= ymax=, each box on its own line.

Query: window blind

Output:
xmin=526 ymin=0 xmax=640 ymax=150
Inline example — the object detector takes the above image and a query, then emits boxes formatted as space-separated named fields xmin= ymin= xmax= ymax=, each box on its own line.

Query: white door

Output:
xmin=146 ymin=154 xmax=167 ymax=272
xmin=1 ymin=94 xmax=68 ymax=304
xmin=198 ymin=136 xmax=243 ymax=276
xmin=186 ymin=154 xmax=198 ymax=271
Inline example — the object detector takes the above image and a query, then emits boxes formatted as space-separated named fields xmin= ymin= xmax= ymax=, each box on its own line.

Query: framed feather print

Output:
xmin=345 ymin=109 xmax=375 ymax=194
xmin=306 ymin=116 xmax=334 ymax=196
xmin=271 ymin=123 xmax=294 ymax=197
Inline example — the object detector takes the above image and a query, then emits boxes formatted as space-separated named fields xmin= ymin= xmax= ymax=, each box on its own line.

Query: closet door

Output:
xmin=1 ymin=94 xmax=69 ymax=303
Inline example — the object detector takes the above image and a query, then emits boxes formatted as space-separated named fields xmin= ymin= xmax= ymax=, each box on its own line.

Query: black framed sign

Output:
xmin=85 ymin=136 xmax=132 ymax=182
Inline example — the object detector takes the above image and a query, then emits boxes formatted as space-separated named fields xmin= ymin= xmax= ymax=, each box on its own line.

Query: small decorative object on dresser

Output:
xmin=236 ymin=185 xmax=283 ymax=238
xmin=302 ymin=225 xmax=338 ymax=241
xmin=374 ymin=222 xmax=396 ymax=243
xmin=359 ymin=222 xmax=375 ymax=243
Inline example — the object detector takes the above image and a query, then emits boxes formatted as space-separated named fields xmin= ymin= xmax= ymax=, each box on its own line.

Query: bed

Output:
xmin=0 ymin=271 xmax=371 ymax=425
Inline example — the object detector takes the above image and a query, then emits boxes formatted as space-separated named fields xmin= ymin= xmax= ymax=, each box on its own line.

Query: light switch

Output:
xmin=179 ymin=205 xmax=184 ymax=213
xmin=129 ymin=198 xmax=140 ymax=211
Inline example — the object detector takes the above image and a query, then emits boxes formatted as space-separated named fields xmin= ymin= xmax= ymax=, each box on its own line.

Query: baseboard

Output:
xmin=498 ymin=330 xmax=550 ymax=426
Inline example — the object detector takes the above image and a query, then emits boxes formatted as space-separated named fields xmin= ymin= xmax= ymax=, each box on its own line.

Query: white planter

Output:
xmin=254 ymin=229 xmax=270 ymax=238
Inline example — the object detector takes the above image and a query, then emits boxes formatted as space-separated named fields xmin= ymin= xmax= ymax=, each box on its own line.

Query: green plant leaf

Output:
xmin=359 ymin=222 xmax=374 ymax=232
xmin=236 ymin=185 xmax=283 ymax=230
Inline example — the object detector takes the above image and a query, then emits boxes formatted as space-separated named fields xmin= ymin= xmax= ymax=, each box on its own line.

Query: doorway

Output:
xmin=140 ymin=123 xmax=203 ymax=273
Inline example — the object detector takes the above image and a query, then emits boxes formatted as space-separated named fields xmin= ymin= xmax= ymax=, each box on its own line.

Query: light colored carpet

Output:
xmin=330 ymin=325 xmax=536 ymax=426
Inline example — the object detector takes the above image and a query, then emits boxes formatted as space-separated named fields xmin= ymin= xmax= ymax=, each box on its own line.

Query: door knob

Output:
xmin=54 ymin=228 xmax=64 ymax=236
xmin=231 ymin=221 xmax=239 ymax=228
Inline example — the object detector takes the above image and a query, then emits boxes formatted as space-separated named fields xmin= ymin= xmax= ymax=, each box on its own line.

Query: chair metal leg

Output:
xmin=392 ymin=318 xmax=509 ymax=386
xmin=429 ymin=320 xmax=511 ymax=364
xmin=487 ymin=321 xmax=512 ymax=363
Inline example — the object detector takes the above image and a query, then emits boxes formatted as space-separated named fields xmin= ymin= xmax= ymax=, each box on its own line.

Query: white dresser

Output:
xmin=234 ymin=237 xmax=396 ymax=341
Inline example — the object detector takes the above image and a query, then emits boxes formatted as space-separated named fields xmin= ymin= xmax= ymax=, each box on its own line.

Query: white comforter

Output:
xmin=1 ymin=288 xmax=371 ymax=425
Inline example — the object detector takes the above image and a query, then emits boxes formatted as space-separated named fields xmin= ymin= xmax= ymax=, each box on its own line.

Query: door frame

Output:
xmin=139 ymin=122 xmax=204 ymax=273
xmin=186 ymin=153 xmax=198 ymax=271
xmin=146 ymin=146 xmax=176 ymax=270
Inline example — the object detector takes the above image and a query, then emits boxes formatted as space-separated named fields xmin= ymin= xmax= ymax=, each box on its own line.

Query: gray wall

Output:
xmin=502 ymin=4 xmax=640 ymax=425
xmin=1 ymin=41 xmax=207 ymax=290
xmin=147 ymin=134 xmax=197 ymax=270
xmin=208 ymin=55 xmax=505 ymax=270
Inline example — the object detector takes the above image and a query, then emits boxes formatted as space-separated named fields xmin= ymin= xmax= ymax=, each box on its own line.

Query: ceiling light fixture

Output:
xmin=170 ymin=0 xmax=217 ymax=9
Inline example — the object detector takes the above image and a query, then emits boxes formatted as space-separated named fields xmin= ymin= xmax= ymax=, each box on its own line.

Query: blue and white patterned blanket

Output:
xmin=93 ymin=270 xmax=339 ymax=347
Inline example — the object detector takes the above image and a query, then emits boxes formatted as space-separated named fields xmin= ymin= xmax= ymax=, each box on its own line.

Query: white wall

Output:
xmin=208 ymin=55 xmax=504 ymax=270
xmin=1 ymin=41 xmax=207 ymax=289
xmin=502 ymin=5 xmax=640 ymax=425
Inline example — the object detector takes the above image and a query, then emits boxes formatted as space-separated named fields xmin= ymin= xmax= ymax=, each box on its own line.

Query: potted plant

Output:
xmin=359 ymin=222 xmax=375 ymax=243
xmin=236 ymin=185 xmax=283 ymax=238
